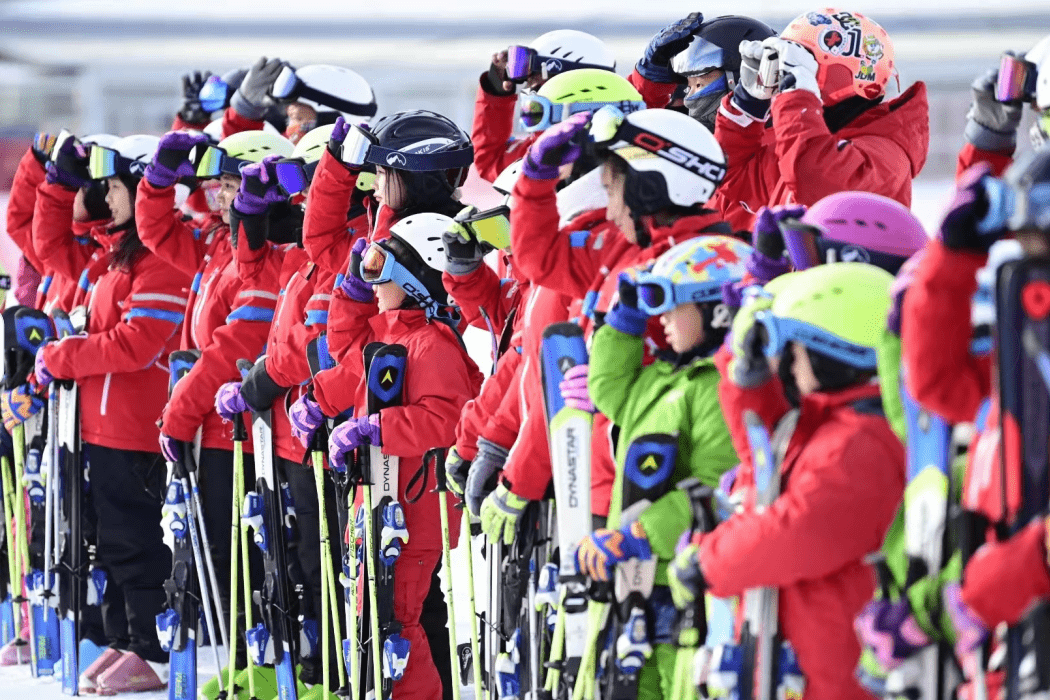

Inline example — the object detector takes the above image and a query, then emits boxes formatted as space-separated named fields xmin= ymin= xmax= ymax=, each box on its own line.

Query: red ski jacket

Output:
xmin=350 ymin=309 xmax=483 ymax=552
xmin=956 ymin=141 xmax=1013 ymax=179
xmin=301 ymin=151 xmax=372 ymax=276
xmin=703 ymin=359 xmax=904 ymax=700
xmin=137 ymin=180 xmax=276 ymax=450
xmin=218 ymin=106 xmax=267 ymax=141
xmin=442 ymin=253 xmax=524 ymax=333
xmin=31 ymin=182 xmax=107 ymax=314
xmin=40 ymin=227 xmax=189 ymax=453
xmin=712 ymin=83 xmax=930 ymax=233
xmin=238 ymin=238 xmax=337 ymax=465
xmin=8 ymin=150 xmax=47 ymax=276
xmin=470 ymin=68 xmax=676 ymax=183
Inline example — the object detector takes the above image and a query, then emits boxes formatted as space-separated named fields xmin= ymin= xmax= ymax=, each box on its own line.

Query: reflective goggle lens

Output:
xmin=341 ymin=126 xmax=373 ymax=168
xmin=589 ymin=105 xmax=625 ymax=144
xmin=194 ymin=145 xmax=225 ymax=178
xmin=460 ymin=206 xmax=511 ymax=250
xmin=519 ymin=95 xmax=550 ymax=130
xmin=361 ymin=243 xmax=390 ymax=283
xmin=996 ymin=54 xmax=1036 ymax=102
xmin=506 ymin=45 xmax=537 ymax=82
xmin=637 ymin=282 xmax=669 ymax=315
xmin=88 ymin=145 xmax=118 ymax=180
xmin=198 ymin=75 xmax=229 ymax=113
xmin=275 ymin=159 xmax=309 ymax=195
xmin=271 ymin=65 xmax=299 ymax=100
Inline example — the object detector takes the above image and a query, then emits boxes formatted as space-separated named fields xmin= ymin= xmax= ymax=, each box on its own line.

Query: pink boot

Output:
xmin=95 ymin=650 xmax=167 ymax=694
xmin=0 ymin=637 xmax=31 ymax=665
xmin=79 ymin=647 xmax=124 ymax=694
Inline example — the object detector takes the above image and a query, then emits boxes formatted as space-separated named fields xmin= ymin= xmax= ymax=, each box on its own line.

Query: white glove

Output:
xmin=774 ymin=39 xmax=821 ymax=99
xmin=737 ymin=39 xmax=777 ymax=101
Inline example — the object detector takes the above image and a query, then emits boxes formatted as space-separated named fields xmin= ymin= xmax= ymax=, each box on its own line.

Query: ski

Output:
xmin=538 ymin=322 xmax=592 ymax=698
xmin=241 ymin=353 xmax=300 ymax=700
xmin=994 ymin=257 xmax=1050 ymax=700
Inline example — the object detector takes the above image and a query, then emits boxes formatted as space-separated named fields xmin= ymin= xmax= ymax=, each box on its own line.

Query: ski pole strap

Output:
xmin=405 ymin=454 xmax=432 ymax=504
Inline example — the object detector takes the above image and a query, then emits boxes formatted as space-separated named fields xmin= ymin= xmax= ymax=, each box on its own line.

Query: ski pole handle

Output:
xmin=233 ymin=359 xmax=253 ymax=443
xmin=429 ymin=447 xmax=449 ymax=494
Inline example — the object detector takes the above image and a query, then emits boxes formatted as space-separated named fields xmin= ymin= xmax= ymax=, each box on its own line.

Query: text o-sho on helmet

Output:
xmin=779 ymin=8 xmax=895 ymax=105
xmin=360 ymin=212 xmax=452 ymax=317
xmin=507 ymin=29 xmax=616 ymax=85
xmin=634 ymin=235 xmax=754 ymax=355
xmin=670 ymin=15 xmax=777 ymax=129
xmin=594 ymin=107 xmax=726 ymax=245
xmin=756 ymin=261 xmax=893 ymax=402
xmin=362 ymin=109 xmax=474 ymax=213
xmin=782 ymin=190 xmax=929 ymax=273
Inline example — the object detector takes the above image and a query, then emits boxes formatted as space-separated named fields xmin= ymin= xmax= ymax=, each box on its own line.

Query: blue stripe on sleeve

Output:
xmin=569 ymin=230 xmax=591 ymax=248
xmin=126 ymin=308 xmax=184 ymax=324
xmin=226 ymin=306 xmax=276 ymax=323
xmin=305 ymin=309 xmax=328 ymax=327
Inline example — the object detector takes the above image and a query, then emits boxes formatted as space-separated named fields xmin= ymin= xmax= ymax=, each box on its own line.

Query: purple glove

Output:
xmin=341 ymin=237 xmax=374 ymax=303
xmin=853 ymin=598 xmax=931 ymax=672
xmin=34 ymin=348 xmax=54 ymax=388
xmin=289 ymin=392 xmax=325 ymax=447
xmin=214 ymin=381 xmax=249 ymax=422
xmin=159 ymin=433 xmax=181 ymax=464
xmin=331 ymin=116 xmax=352 ymax=145
xmin=943 ymin=582 xmax=988 ymax=662
xmin=146 ymin=131 xmax=209 ymax=188
xmin=522 ymin=112 xmax=591 ymax=180
xmin=328 ymin=414 xmax=381 ymax=472
xmin=886 ymin=248 xmax=926 ymax=336
xmin=234 ymin=154 xmax=287 ymax=216
xmin=938 ymin=163 xmax=999 ymax=253
xmin=751 ymin=205 xmax=807 ymax=265
xmin=718 ymin=463 xmax=740 ymax=496
xmin=46 ymin=135 xmax=90 ymax=190
xmin=559 ymin=364 xmax=594 ymax=412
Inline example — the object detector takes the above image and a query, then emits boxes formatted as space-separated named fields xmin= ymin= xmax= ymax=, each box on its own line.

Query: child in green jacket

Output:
xmin=572 ymin=235 xmax=752 ymax=699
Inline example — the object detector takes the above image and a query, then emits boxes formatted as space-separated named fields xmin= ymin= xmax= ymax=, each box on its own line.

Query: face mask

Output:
xmin=285 ymin=119 xmax=317 ymax=146
xmin=684 ymin=74 xmax=729 ymax=132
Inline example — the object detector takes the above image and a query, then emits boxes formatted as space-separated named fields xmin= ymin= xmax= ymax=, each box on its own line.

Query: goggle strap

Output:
xmin=365 ymin=144 xmax=474 ymax=172
xmin=291 ymin=82 xmax=378 ymax=118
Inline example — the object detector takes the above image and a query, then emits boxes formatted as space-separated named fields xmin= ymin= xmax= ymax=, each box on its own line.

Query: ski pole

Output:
xmin=460 ymin=514 xmax=483 ymax=699
xmin=225 ymin=408 xmax=247 ymax=700
xmin=313 ymin=435 xmax=348 ymax=696
xmin=0 ymin=456 xmax=21 ymax=651
xmin=429 ymin=448 xmax=461 ymax=700
xmin=356 ymin=453 xmax=384 ymax=698
xmin=236 ymin=415 xmax=259 ymax=700
xmin=12 ymin=423 xmax=39 ymax=674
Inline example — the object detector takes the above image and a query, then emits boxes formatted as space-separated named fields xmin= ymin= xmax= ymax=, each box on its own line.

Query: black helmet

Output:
xmin=366 ymin=109 xmax=474 ymax=190
xmin=670 ymin=16 xmax=777 ymax=130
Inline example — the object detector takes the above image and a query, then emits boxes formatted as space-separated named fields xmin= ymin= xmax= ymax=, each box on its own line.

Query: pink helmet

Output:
xmin=795 ymin=191 xmax=928 ymax=271
xmin=780 ymin=8 xmax=895 ymax=104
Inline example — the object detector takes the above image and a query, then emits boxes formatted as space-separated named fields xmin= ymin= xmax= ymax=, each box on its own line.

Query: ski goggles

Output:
xmin=778 ymin=220 xmax=911 ymax=275
xmin=269 ymin=64 xmax=378 ymax=118
xmin=754 ymin=310 xmax=878 ymax=369
xmin=452 ymin=205 xmax=511 ymax=250
xmin=360 ymin=239 xmax=440 ymax=308
xmin=589 ymin=105 xmax=727 ymax=184
xmin=995 ymin=53 xmax=1038 ymax=103
xmin=633 ymin=271 xmax=724 ymax=316
xmin=519 ymin=94 xmax=645 ymax=133
xmin=338 ymin=124 xmax=474 ymax=173
xmin=88 ymin=144 xmax=143 ymax=180
xmin=191 ymin=144 xmax=248 ymax=179
xmin=198 ymin=75 xmax=230 ymax=113
xmin=505 ymin=46 xmax=611 ymax=83
xmin=273 ymin=157 xmax=375 ymax=196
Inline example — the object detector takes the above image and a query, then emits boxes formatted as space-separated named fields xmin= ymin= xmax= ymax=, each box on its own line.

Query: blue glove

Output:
xmin=636 ymin=12 xmax=704 ymax=84
xmin=574 ymin=520 xmax=652 ymax=582
xmin=604 ymin=271 xmax=649 ymax=336
xmin=1 ymin=386 xmax=44 ymax=432
xmin=328 ymin=414 xmax=381 ymax=472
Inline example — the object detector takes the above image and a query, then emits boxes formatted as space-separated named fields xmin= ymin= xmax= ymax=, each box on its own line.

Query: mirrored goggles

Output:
xmin=361 ymin=241 xmax=397 ymax=284
xmin=198 ymin=75 xmax=229 ymax=113
xmin=779 ymin=219 xmax=910 ymax=275
xmin=506 ymin=45 xmax=610 ymax=83
xmin=519 ymin=94 xmax=645 ymax=133
xmin=88 ymin=144 xmax=139 ymax=180
xmin=633 ymin=271 xmax=724 ymax=316
xmin=274 ymin=157 xmax=318 ymax=196
xmin=191 ymin=144 xmax=247 ymax=179
xmin=755 ymin=310 xmax=878 ymax=369
xmin=268 ymin=64 xmax=378 ymax=118
xmin=453 ymin=205 xmax=511 ymax=250
xmin=996 ymin=53 xmax=1038 ymax=103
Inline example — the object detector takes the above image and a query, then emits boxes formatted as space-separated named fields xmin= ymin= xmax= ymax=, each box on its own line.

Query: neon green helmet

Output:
xmin=757 ymin=262 xmax=893 ymax=370
xmin=291 ymin=123 xmax=334 ymax=163
xmin=198 ymin=130 xmax=295 ymax=178
xmin=519 ymin=68 xmax=645 ymax=132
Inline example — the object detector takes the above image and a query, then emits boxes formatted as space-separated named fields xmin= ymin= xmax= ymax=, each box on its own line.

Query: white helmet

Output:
xmin=388 ymin=212 xmax=450 ymax=273
xmin=492 ymin=159 xmax=523 ymax=198
xmin=376 ymin=212 xmax=453 ymax=316
xmin=529 ymin=30 xmax=616 ymax=74
xmin=88 ymin=134 xmax=159 ymax=180
xmin=202 ymin=118 xmax=280 ymax=141
xmin=81 ymin=134 xmax=120 ymax=149
xmin=274 ymin=64 xmax=377 ymax=123
xmin=1026 ymin=34 xmax=1050 ymax=111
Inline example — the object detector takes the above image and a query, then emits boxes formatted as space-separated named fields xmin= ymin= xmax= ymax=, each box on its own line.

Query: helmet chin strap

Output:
xmin=633 ymin=214 xmax=652 ymax=249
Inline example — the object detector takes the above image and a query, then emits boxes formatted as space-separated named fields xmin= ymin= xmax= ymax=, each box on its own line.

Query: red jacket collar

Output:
xmin=643 ymin=210 xmax=730 ymax=249
xmin=800 ymin=381 xmax=883 ymax=417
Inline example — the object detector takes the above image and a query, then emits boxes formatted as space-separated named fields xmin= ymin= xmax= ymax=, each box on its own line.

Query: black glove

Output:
xmin=636 ymin=12 xmax=704 ymax=84
xmin=178 ymin=70 xmax=214 ymax=124
xmin=240 ymin=361 xmax=289 ymax=413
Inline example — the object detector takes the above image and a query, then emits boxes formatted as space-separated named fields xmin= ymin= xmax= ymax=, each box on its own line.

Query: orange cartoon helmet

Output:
xmin=780 ymin=8 xmax=894 ymax=104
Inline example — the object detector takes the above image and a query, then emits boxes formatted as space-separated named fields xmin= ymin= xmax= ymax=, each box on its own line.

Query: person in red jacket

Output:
xmin=7 ymin=135 xmax=54 ymax=307
xmin=670 ymin=262 xmax=903 ymax=700
xmin=712 ymin=8 xmax=929 ymax=233
xmin=31 ymin=135 xmax=191 ymax=694
xmin=136 ymin=128 xmax=294 ymax=656
xmin=489 ymin=106 xmax=734 ymax=522
xmin=326 ymin=212 xmax=482 ymax=700
xmin=901 ymin=154 xmax=1050 ymax=644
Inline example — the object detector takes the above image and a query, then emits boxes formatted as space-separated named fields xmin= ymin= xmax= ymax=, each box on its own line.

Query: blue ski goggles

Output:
xmin=198 ymin=75 xmax=230 ymax=113
xmin=754 ymin=310 xmax=878 ymax=369
xmin=360 ymin=238 xmax=443 ymax=315
xmin=274 ymin=157 xmax=319 ymax=196
xmin=633 ymin=272 xmax=724 ymax=316
xmin=518 ymin=94 xmax=645 ymax=133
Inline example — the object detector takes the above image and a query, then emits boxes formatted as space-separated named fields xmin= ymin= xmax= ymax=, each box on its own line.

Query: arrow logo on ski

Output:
xmin=380 ymin=368 xmax=396 ymax=390
xmin=640 ymin=454 xmax=660 ymax=473
xmin=558 ymin=356 xmax=575 ymax=374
